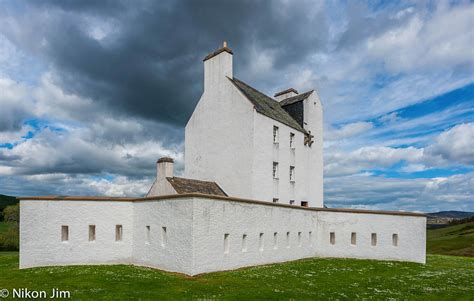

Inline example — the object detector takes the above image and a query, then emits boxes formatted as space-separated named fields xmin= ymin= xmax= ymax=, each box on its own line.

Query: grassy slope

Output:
xmin=427 ymin=221 xmax=474 ymax=257
xmin=0 ymin=253 xmax=472 ymax=300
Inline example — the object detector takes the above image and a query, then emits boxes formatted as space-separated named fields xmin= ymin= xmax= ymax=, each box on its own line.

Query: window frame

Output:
xmin=273 ymin=126 xmax=279 ymax=144
xmin=290 ymin=166 xmax=295 ymax=182
xmin=273 ymin=162 xmax=279 ymax=179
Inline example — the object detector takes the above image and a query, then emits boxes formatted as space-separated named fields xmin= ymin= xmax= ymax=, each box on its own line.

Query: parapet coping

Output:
xmin=17 ymin=193 xmax=426 ymax=217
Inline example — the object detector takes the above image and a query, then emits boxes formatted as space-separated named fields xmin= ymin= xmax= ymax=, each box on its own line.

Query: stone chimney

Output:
xmin=157 ymin=157 xmax=174 ymax=181
xmin=203 ymin=41 xmax=233 ymax=93
xmin=274 ymin=88 xmax=298 ymax=102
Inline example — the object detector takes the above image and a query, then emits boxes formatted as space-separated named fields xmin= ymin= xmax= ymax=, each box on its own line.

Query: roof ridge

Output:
xmin=167 ymin=176 xmax=217 ymax=184
xmin=279 ymin=90 xmax=314 ymax=107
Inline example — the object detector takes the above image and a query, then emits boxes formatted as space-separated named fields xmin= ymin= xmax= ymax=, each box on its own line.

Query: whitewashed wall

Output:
xmin=132 ymin=198 xmax=194 ymax=274
xmin=185 ymin=52 xmax=255 ymax=199
xmin=190 ymin=197 xmax=425 ymax=275
xmin=20 ymin=196 xmax=426 ymax=276
xmin=185 ymin=48 xmax=324 ymax=207
xmin=20 ymin=200 xmax=134 ymax=269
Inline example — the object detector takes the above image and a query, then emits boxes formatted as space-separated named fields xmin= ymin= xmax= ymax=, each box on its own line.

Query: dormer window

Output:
xmin=273 ymin=162 xmax=279 ymax=179
xmin=290 ymin=133 xmax=295 ymax=149
xmin=273 ymin=126 xmax=279 ymax=144
xmin=290 ymin=166 xmax=295 ymax=182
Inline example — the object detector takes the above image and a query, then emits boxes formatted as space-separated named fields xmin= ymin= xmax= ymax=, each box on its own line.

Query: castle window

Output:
xmin=242 ymin=234 xmax=248 ymax=252
xmin=330 ymin=232 xmax=335 ymax=245
xmin=273 ymin=198 xmax=279 ymax=203
xmin=351 ymin=232 xmax=357 ymax=245
xmin=301 ymin=201 xmax=308 ymax=207
xmin=286 ymin=232 xmax=290 ymax=248
xmin=115 ymin=225 xmax=123 ymax=241
xmin=273 ymin=162 xmax=279 ymax=179
xmin=161 ymin=227 xmax=167 ymax=247
xmin=309 ymin=231 xmax=313 ymax=246
xmin=61 ymin=225 xmax=69 ymax=242
xmin=89 ymin=225 xmax=96 ymax=242
xmin=289 ymin=200 xmax=295 ymax=205
xmin=371 ymin=233 xmax=377 ymax=246
xmin=146 ymin=226 xmax=150 ymax=244
xmin=224 ymin=233 xmax=230 ymax=254
xmin=392 ymin=233 xmax=398 ymax=247
xmin=298 ymin=232 xmax=302 ymax=247
xmin=290 ymin=133 xmax=295 ymax=149
xmin=290 ymin=166 xmax=295 ymax=182
xmin=259 ymin=233 xmax=264 ymax=251
xmin=273 ymin=126 xmax=279 ymax=143
xmin=273 ymin=232 xmax=278 ymax=250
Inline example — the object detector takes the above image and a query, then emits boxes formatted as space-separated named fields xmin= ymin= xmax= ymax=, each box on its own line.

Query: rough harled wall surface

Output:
xmin=132 ymin=199 xmax=194 ymax=274
xmin=315 ymin=211 xmax=426 ymax=263
xmin=185 ymin=53 xmax=255 ymax=199
xmin=20 ymin=197 xmax=425 ymax=275
xmin=303 ymin=92 xmax=324 ymax=207
xmin=146 ymin=178 xmax=177 ymax=197
xmin=185 ymin=54 xmax=323 ymax=206
xmin=191 ymin=197 xmax=425 ymax=275
xmin=20 ymin=200 xmax=134 ymax=269
xmin=252 ymin=113 xmax=311 ymax=205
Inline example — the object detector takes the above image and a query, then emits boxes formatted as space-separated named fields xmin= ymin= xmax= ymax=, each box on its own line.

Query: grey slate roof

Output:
xmin=166 ymin=177 xmax=227 ymax=196
xmin=279 ymin=90 xmax=314 ymax=106
xmin=228 ymin=77 xmax=307 ymax=133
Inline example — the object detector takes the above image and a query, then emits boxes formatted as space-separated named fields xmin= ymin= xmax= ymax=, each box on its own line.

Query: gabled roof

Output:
xmin=228 ymin=77 xmax=307 ymax=133
xmin=166 ymin=177 xmax=227 ymax=196
xmin=279 ymin=90 xmax=314 ymax=106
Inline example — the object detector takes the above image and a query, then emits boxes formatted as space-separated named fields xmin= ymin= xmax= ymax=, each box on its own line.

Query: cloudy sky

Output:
xmin=0 ymin=0 xmax=473 ymax=212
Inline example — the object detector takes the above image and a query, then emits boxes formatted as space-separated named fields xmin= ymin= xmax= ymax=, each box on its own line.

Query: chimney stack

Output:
xmin=203 ymin=41 xmax=233 ymax=93
xmin=157 ymin=157 xmax=174 ymax=181
xmin=274 ymin=88 xmax=298 ymax=102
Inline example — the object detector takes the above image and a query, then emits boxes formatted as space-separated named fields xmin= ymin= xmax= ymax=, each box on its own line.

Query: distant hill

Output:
xmin=427 ymin=221 xmax=474 ymax=257
xmin=0 ymin=194 xmax=18 ymax=222
xmin=428 ymin=211 xmax=474 ymax=219
xmin=426 ymin=211 xmax=474 ymax=229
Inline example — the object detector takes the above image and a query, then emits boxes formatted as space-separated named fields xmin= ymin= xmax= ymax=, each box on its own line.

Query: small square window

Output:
xmin=61 ymin=225 xmax=69 ymax=242
xmin=371 ymin=233 xmax=377 ymax=246
xmin=224 ymin=233 xmax=230 ymax=254
xmin=289 ymin=200 xmax=295 ymax=205
xmin=115 ymin=225 xmax=123 ymax=242
xmin=242 ymin=234 xmax=248 ymax=252
xmin=89 ymin=225 xmax=96 ymax=242
xmin=351 ymin=232 xmax=356 ymax=245
xmin=273 ymin=162 xmax=279 ymax=179
xmin=392 ymin=233 xmax=398 ymax=247
xmin=273 ymin=126 xmax=279 ymax=143
xmin=301 ymin=201 xmax=308 ymax=207
xmin=146 ymin=225 xmax=151 ymax=244
xmin=290 ymin=166 xmax=295 ymax=182
xmin=273 ymin=198 xmax=279 ymax=203
xmin=161 ymin=227 xmax=167 ymax=247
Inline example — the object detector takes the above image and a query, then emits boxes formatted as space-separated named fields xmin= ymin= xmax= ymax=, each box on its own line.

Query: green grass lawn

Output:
xmin=427 ymin=221 xmax=474 ymax=257
xmin=0 ymin=252 xmax=472 ymax=300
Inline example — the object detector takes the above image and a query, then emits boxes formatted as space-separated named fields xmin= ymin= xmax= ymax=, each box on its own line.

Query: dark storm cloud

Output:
xmin=3 ymin=0 xmax=328 ymax=127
